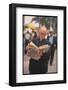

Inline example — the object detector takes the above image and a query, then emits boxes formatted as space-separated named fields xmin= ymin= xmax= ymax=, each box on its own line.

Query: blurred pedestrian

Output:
xmin=48 ymin=31 xmax=56 ymax=66
xmin=24 ymin=31 xmax=32 ymax=54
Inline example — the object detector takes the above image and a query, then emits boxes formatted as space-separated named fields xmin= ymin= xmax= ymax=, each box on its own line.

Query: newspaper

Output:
xmin=26 ymin=42 xmax=50 ymax=60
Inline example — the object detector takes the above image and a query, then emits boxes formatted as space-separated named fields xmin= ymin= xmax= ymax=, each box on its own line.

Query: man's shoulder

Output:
xmin=31 ymin=38 xmax=39 ymax=45
xmin=32 ymin=38 xmax=39 ymax=42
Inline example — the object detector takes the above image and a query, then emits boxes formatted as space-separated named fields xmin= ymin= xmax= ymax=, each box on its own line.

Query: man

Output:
xmin=26 ymin=26 xmax=51 ymax=74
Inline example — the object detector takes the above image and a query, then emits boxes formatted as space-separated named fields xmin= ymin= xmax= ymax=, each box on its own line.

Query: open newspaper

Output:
xmin=26 ymin=42 xmax=50 ymax=60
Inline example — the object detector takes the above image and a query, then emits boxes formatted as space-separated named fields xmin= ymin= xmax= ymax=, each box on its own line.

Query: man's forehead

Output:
xmin=39 ymin=26 xmax=47 ymax=33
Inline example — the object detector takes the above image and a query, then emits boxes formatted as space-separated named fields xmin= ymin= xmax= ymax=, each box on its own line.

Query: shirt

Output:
xmin=49 ymin=36 xmax=53 ymax=45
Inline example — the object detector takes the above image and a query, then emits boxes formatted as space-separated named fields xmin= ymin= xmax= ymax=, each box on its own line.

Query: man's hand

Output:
xmin=26 ymin=44 xmax=32 ymax=51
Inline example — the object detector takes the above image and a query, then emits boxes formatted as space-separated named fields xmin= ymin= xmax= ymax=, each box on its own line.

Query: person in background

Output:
xmin=48 ymin=31 xmax=56 ymax=66
xmin=24 ymin=31 xmax=32 ymax=54
xmin=53 ymin=32 xmax=57 ymax=49
xmin=26 ymin=26 xmax=51 ymax=74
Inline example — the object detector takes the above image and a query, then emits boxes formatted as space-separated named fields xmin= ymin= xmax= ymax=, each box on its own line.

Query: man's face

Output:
xmin=39 ymin=26 xmax=47 ymax=39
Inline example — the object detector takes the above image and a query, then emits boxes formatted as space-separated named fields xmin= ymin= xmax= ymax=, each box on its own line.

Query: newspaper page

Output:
xmin=26 ymin=42 xmax=50 ymax=60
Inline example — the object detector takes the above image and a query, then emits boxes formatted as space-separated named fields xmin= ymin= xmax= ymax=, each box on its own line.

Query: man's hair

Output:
xmin=39 ymin=25 xmax=48 ymax=30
